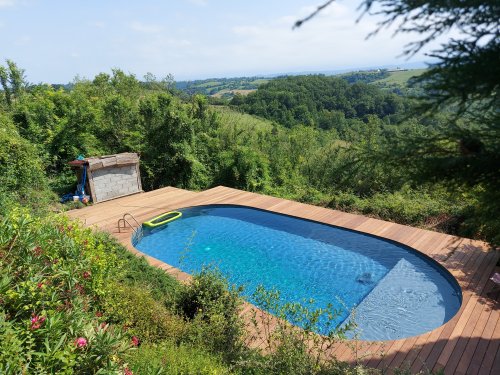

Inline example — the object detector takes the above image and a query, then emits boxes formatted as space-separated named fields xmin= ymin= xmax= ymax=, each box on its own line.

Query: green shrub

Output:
xmin=0 ymin=210 xmax=131 ymax=373
xmin=0 ymin=122 xmax=54 ymax=214
xmin=457 ymin=186 xmax=500 ymax=247
xmin=327 ymin=186 xmax=467 ymax=232
xmin=0 ymin=312 xmax=25 ymax=374
xmin=126 ymin=342 xmax=234 ymax=375
xmin=103 ymin=282 xmax=185 ymax=344
xmin=175 ymin=268 xmax=245 ymax=361
xmin=217 ymin=146 xmax=271 ymax=192
xmin=243 ymin=286 xmax=355 ymax=375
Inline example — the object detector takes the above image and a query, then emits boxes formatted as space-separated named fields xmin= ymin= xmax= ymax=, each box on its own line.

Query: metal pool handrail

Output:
xmin=117 ymin=213 xmax=144 ymax=245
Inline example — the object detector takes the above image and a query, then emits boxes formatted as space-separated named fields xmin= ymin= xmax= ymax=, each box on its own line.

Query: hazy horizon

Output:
xmin=1 ymin=0 xmax=450 ymax=83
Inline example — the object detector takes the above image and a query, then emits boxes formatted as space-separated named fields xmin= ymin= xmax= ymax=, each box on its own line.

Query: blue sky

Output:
xmin=0 ymin=0 xmax=445 ymax=83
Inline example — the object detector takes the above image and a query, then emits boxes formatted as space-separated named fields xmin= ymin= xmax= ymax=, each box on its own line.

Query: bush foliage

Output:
xmin=0 ymin=60 xmax=493 ymax=372
xmin=0 ymin=59 xmax=494 ymax=244
xmin=0 ymin=211 xmax=130 ymax=373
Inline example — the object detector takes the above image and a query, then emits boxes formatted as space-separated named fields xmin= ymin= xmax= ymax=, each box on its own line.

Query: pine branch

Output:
xmin=293 ymin=0 xmax=336 ymax=29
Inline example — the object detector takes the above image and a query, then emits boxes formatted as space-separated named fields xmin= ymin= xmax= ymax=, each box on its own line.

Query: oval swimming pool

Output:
xmin=134 ymin=205 xmax=462 ymax=341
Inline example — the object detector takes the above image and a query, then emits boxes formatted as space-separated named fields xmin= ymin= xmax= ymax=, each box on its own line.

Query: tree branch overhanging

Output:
xmin=293 ymin=0 xmax=336 ymax=29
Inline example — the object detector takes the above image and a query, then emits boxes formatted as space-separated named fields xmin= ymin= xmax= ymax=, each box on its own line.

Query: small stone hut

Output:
xmin=69 ymin=153 xmax=142 ymax=203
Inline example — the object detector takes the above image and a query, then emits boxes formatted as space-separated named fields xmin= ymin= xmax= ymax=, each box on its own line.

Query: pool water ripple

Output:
xmin=135 ymin=205 xmax=462 ymax=340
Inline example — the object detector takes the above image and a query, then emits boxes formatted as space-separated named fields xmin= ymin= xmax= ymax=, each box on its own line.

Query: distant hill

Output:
xmin=373 ymin=69 xmax=426 ymax=86
xmin=175 ymin=68 xmax=426 ymax=99
xmin=229 ymin=75 xmax=408 ymax=129
xmin=371 ymin=68 xmax=427 ymax=95
xmin=175 ymin=77 xmax=269 ymax=99
xmin=338 ymin=69 xmax=390 ymax=84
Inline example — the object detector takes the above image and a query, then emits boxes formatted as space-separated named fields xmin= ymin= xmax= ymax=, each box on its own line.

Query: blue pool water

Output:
xmin=134 ymin=205 xmax=462 ymax=340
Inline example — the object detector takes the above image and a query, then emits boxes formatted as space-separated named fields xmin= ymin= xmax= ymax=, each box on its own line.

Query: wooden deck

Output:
xmin=67 ymin=186 xmax=500 ymax=374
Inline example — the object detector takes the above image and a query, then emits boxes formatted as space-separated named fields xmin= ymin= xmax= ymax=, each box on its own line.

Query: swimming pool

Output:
xmin=134 ymin=205 xmax=462 ymax=341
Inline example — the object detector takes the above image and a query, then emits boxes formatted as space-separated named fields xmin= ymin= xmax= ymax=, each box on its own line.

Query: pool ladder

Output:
xmin=118 ymin=213 xmax=144 ymax=245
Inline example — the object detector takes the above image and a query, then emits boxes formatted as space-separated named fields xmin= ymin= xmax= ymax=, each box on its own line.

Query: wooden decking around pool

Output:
xmin=67 ymin=186 xmax=500 ymax=374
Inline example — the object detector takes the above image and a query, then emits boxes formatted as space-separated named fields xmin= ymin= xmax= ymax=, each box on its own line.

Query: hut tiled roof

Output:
xmin=84 ymin=153 xmax=139 ymax=172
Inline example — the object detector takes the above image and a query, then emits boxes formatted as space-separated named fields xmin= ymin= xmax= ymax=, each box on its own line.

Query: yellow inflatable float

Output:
xmin=143 ymin=211 xmax=182 ymax=228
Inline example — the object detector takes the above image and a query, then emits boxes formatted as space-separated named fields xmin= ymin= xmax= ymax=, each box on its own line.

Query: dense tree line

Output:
xmin=339 ymin=70 xmax=390 ymax=84
xmin=293 ymin=0 xmax=500 ymax=245
xmin=0 ymin=61 xmax=496 ymax=245
xmin=230 ymin=75 xmax=407 ymax=129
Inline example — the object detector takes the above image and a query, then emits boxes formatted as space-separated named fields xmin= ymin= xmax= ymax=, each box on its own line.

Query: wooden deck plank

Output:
xmin=96 ymin=189 xmax=203 ymax=236
xmin=431 ymin=252 xmax=489 ymax=367
xmin=386 ymin=335 xmax=420 ymax=370
xmin=443 ymin=266 xmax=498 ymax=375
xmin=465 ymin=306 xmax=498 ymax=374
xmin=441 ymin=298 xmax=490 ymax=374
xmin=66 ymin=185 xmax=500 ymax=374
xmin=407 ymin=257 xmax=484 ymax=372
xmin=454 ymin=304 xmax=495 ymax=375
xmin=477 ymin=311 xmax=500 ymax=375
xmin=413 ymin=246 xmax=497 ymax=373
xmin=357 ymin=341 xmax=386 ymax=367
xmin=466 ymin=266 xmax=500 ymax=375
xmin=85 ymin=189 xmax=199 ymax=226
xmin=491 ymin=348 xmax=500 ymax=375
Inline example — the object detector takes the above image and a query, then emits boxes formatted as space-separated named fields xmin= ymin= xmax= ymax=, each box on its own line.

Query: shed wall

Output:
xmin=90 ymin=164 xmax=141 ymax=202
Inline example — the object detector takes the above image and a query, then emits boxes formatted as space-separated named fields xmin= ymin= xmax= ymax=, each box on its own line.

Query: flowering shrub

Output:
xmin=0 ymin=210 xmax=131 ymax=373
xmin=30 ymin=314 xmax=46 ymax=330
xmin=75 ymin=337 xmax=88 ymax=348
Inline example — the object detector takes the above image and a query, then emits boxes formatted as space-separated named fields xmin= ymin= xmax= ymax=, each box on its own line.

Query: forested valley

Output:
xmin=1 ymin=62 xmax=497 ymax=246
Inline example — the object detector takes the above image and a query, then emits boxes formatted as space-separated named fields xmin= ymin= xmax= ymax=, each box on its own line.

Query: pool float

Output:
xmin=143 ymin=211 xmax=182 ymax=228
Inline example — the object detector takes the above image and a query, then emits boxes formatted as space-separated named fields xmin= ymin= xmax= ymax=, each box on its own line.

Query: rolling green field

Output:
xmin=212 ymin=88 xmax=256 ymax=98
xmin=176 ymin=76 xmax=269 ymax=98
xmin=211 ymin=105 xmax=274 ymax=131
xmin=373 ymin=68 xmax=427 ymax=86
xmin=175 ymin=69 xmax=425 ymax=99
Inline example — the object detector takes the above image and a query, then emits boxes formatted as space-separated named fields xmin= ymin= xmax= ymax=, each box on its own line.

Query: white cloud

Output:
xmin=221 ymin=2 xmax=441 ymax=76
xmin=2 ymin=1 xmax=457 ymax=83
xmin=129 ymin=21 xmax=164 ymax=34
xmin=97 ymin=2 xmax=454 ymax=81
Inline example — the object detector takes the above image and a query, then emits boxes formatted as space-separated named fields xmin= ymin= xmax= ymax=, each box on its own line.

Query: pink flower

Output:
xmin=37 ymin=282 xmax=44 ymax=289
xmin=30 ymin=315 xmax=46 ymax=330
xmin=75 ymin=337 xmax=87 ymax=348
xmin=124 ymin=368 xmax=133 ymax=375
xmin=131 ymin=336 xmax=140 ymax=347
xmin=95 ymin=311 xmax=103 ymax=317
xmin=82 ymin=271 xmax=91 ymax=279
